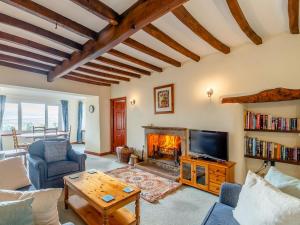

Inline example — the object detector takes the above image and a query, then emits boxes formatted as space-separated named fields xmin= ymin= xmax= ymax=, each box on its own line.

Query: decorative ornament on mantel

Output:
xmin=221 ymin=88 xmax=300 ymax=104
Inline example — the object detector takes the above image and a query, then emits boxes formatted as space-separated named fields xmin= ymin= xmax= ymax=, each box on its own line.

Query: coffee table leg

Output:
xmin=64 ymin=182 xmax=69 ymax=210
xmin=103 ymin=211 xmax=109 ymax=225
xmin=135 ymin=194 xmax=140 ymax=225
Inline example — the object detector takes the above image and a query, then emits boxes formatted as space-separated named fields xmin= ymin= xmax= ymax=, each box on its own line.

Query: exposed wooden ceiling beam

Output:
xmin=226 ymin=0 xmax=262 ymax=45
xmin=288 ymin=0 xmax=299 ymax=34
xmin=76 ymin=67 xmax=130 ymax=82
xmin=48 ymin=0 xmax=189 ymax=81
xmin=0 ymin=60 xmax=48 ymax=75
xmin=96 ymin=56 xmax=151 ymax=75
xmin=85 ymin=62 xmax=141 ymax=78
xmin=1 ymin=0 xmax=97 ymax=39
xmin=0 ymin=13 xmax=82 ymax=50
xmin=172 ymin=6 xmax=230 ymax=54
xmin=143 ymin=24 xmax=200 ymax=61
xmin=0 ymin=43 xmax=61 ymax=65
xmin=123 ymin=38 xmax=181 ymax=67
xmin=0 ymin=31 xmax=70 ymax=58
xmin=70 ymin=0 xmax=119 ymax=25
xmin=69 ymin=71 xmax=119 ymax=84
xmin=64 ymin=75 xmax=111 ymax=86
xmin=0 ymin=53 xmax=54 ymax=71
xmin=108 ymin=49 xmax=162 ymax=72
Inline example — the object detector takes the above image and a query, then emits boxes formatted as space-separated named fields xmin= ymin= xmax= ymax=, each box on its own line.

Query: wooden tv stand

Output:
xmin=180 ymin=156 xmax=236 ymax=195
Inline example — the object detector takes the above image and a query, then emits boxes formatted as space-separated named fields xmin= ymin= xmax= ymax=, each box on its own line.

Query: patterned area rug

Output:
xmin=106 ymin=166 xmax=182 ymax=203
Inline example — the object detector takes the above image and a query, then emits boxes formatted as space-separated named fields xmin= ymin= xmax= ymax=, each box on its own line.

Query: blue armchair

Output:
xmin=28 ymin=138 xmax=86 ymax=189
xmin=201 ymin=183 xmax=242 ymax=225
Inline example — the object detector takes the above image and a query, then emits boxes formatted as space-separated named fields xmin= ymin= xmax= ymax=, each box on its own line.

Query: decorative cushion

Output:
xmin=233 ymin=171 xmax=300 ymax=225
xmin=0 ymin=157 xmax=31 ymax=190
xmin=47 ymin=160 xmax=79 ymax=177
xmin=202 ymin=202 xmax=239 ymax=225
xmin=0 ymin=188 xmax=62 ymax=225
xmin=0 ymin=197 xmax=34 ymax=225
xmin=265 ymin=166 xmax=300 ymax=198
xmin=44 ymin=141 xmax=68 ymax=163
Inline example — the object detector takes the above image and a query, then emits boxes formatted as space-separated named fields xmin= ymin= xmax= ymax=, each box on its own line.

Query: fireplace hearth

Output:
xmin=135 ymin=126 xmax=188 ymax=181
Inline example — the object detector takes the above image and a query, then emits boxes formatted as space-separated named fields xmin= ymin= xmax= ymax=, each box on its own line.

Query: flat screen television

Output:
xmin=189 ymin=130 xmax=228 ymax=161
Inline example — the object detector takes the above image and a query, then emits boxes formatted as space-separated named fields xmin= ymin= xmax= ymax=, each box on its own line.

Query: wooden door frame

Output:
xmin=110 ymin=97 xmax=127 ymax=152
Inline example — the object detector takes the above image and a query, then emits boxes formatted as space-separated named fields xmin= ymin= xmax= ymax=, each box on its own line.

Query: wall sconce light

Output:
xmin=206 ymin=88 xmax=214 ymax=98
xmin=130 ymin=99 xmax=136 ymax=105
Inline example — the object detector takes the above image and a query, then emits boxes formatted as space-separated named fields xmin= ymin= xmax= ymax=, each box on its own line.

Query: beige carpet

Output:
xmin=106 ymin=166 xmax=181 ymax=203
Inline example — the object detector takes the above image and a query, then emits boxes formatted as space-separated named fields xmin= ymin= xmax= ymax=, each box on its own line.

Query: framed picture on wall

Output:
xmin=154 ymin=84 xmax=174 ymax=114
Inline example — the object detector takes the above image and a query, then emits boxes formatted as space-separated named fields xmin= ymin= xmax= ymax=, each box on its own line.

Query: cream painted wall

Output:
xmin=111 ymin=33 xmax=300 ymax=183
xmin=0 ymin=68 xmax=111 ymax=153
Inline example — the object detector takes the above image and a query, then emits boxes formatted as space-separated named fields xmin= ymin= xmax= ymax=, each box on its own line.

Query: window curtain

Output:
xmin=0 ymin=95 xmax=6 ymax=150
xmin=61 ymin=100 xmax=69 ymax=132
xmin=77 ymin=101 xmax=83 ymax=143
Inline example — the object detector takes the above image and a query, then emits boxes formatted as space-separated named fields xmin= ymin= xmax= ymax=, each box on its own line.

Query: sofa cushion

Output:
xmin=0 ymin=157 xmax=31 ymax=190
xmin=265 ymin=166 xmax=300 ymax=198
xmin=233 ymin=171 xmax=300 ymax=225
xmin=0 ymin=198 xmax=34 ymax=225
xmin=44 ymin=141 xmax=68 ymax=163
xmin=202 ymin=202 xmax=239 ymax=225
xmin=47 ymin=161 xmax=79 ymax=178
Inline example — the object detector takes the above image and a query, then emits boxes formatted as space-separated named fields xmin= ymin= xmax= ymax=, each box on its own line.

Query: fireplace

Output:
xmin=147 ymin=134 xmax=182 ymax=165
xmin=136 ymin=126 xmax=188 ymax=181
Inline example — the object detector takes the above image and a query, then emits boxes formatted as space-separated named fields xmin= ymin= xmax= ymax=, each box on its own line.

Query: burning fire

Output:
xmin=147 ymin=134 xmax=181 ymax=157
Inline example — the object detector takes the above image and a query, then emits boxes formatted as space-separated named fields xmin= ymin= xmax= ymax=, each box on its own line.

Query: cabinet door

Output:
xmin=194 ymin=163 xmax=208 ymax=190
xmin=180 ymin=161 xmax=193 ymax=185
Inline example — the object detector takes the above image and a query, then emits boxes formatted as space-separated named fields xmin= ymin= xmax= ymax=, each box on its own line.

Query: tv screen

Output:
xmin=189 ymin=130 xmax=228 ymax=161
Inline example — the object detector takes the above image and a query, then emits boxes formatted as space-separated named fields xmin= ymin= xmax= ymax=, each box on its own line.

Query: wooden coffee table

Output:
xmin=64 ymin=171 xmax=141 ymax=225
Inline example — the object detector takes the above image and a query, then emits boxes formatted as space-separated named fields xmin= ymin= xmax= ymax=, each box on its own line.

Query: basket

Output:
xmin=116 ymin=146 xmax=133 ymax=163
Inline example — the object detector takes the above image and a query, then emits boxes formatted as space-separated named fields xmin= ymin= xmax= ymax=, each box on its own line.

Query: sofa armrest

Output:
xmin=28 ymin=155 xmax=47 ymax=189
xmin=67 ymin=149 xmax=87 ymax=171
xmin=219 ymin=182 xmax=242 ymax=208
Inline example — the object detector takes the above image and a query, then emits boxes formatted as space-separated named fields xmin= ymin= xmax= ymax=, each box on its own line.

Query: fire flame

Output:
xmin=147 ymin=134 xmax=181 ymax=156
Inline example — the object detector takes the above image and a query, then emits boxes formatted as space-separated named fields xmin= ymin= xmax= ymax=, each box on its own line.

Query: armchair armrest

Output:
xmin=219 ymin=182 xmax=242 ymax=208
xmin=28 ymin=155 xmax=47 ymax=189
xmin=67 ymin=149 xmax=86 ymax=171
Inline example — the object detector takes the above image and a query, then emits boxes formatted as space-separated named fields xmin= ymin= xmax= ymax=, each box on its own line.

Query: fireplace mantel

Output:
xmin=142 ymin=126 xmax=187 ymax=131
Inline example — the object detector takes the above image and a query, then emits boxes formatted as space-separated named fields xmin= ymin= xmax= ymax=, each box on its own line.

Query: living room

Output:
xmin=0 ymin=0 xmax=300 ymax=225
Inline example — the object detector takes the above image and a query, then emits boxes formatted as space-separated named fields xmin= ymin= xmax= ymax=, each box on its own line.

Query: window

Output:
xmin=47 ymin=105 xmax=59 ymax=128
xmin=22 ymin=103 xmax=45 ymax=131
xmin=2 ymin=103 xmax=18 ymax=131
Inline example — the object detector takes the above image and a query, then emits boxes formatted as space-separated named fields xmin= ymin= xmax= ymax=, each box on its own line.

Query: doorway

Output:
xmin=110 ymin=97 xmax=127 ymax=152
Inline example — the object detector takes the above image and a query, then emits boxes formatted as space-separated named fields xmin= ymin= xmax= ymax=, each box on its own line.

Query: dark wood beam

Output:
xmin=0 ymin=31 xmax=70 ymax=58
xmin=226 ymin=0 xmax=262 ymax=45
xmin=69 ymin=71 xmax=119 ymax=84
xmin=123 ymin=38 xmax=181 ymax=67
xmin=0 ymin=53 xmax=54 ymax=70
xmin=108 ymin=49 xmax=162 ymax=72
xmin=70 ymin=0 xmax=119 ymax=25
xmin=172 ymin=6 xmax=230 ymax=54
xmin=0 ymin=44 xmax=61 ymax=65
xmin=96 ymin=56 xmax=151 ymax=75
xmin=48 ymin=0 xmax=188 ymax=81
xmin=64 ymin=75 xmax=111 ymax=86
xmin=76 ymin=67 xmax=130 ymax=81
xmin=288 ymin=0 xmax=299 ymax=34
xmin=0 ymin=13 xmax=82 ymax=50
xmin=0 ymin=60 xmax=48 ymax=75
xmin=143 ymin=24 xmax=200 ymax=61
xmin=1 ymin=0 xmax=97 ymax=39
xmin=85 ymin=62 xmax=141 ymax=78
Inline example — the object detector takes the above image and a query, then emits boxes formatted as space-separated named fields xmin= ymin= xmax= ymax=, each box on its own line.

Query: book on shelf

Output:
xmin=244 ymin=136 xmax=300 ymax=162
xmin=244 ymin=111 xmax=300 ymax=131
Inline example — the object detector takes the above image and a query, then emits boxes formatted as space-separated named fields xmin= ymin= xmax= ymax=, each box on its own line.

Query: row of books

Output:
xmin=244 ymin=111 xmax=300 ymax=131
xmin=244 ymin=136 xmax=300 ymax=161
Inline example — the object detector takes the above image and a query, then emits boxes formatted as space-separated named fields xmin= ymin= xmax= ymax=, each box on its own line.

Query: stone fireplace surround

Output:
xmin=135 ymin=126 xmax=188 ymax=181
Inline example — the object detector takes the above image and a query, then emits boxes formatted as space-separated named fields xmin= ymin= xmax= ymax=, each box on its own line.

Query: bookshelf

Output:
xmin=222 ymin=87 xmax=300 ymax=167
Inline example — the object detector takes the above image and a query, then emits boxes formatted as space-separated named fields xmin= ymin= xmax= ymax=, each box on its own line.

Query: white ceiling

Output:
xmin=0 ymin=0 xmax=298 ymax=82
